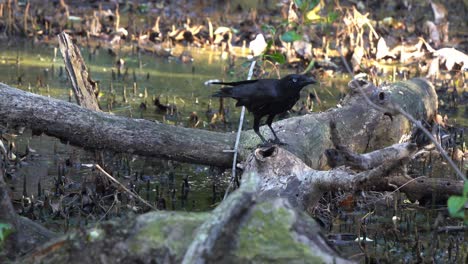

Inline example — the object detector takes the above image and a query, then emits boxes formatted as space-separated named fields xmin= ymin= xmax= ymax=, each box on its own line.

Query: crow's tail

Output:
xmin=212 ymin=87 xmax=233 ymax=97
xmin=211 ymin=79 xmax=257 ymax=86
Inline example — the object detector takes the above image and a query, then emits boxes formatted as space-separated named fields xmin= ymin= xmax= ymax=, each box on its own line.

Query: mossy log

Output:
xmin=17 ymin=135 xmax=461 ymax=263
xmin=18 ymin=199 xmax=350 ymax=264
xmin=3 ymin=76 xmax=461 ymax=262
xmin=19 ymin=152 xmax=356 ymax=264
xmin=0 ymin=78 xmax=437 ymax=169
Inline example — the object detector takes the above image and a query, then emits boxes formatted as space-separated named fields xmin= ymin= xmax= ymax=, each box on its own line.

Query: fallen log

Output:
xmin=21 ymin=147 xmax=379 ymax=264
xmin=325 ymin=142 xmax=464 ymax=201
xmin=18 ymin=136 xmax=458 ymax=263
xmin=0 ymin=78 xmax=437 ymax=169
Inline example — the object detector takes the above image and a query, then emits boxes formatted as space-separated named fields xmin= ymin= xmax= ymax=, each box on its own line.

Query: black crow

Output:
xmin=212 ymin=74 xmax=317 ymax=144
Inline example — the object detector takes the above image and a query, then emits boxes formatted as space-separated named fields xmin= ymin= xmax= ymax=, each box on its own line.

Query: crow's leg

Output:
xmin=253 ymin=116 xmax=267 ymax=143
xmin=266 ymin=114 xmax=285 ymax=145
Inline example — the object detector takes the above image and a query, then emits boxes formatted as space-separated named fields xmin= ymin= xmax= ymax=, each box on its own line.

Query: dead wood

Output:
xmin=0 ymin=78 xmax=437 ymax=169
xmin=11 ymin=136 xmax=463 ymax=263
xmin=244 ymin=143 xmax=421 ymax=210
xmin=18 ymin=150 xmax=355 ymax=264
xmin=325 ymin=142 xmax=464 ymax=201
xmin=0 ymin=76 xmax=446 ymax=262
xmin=325 ymin=142 xmax=418 ymax=170
xmin=182 ymin=170 xmax=260 ymax=263
xmin=368 ymin=175 xmax=464 ymax=203
xmin=16 ymin=140 xmax=440 ymax=263
xmin=58 ymin=32 xmax=101 ymax=111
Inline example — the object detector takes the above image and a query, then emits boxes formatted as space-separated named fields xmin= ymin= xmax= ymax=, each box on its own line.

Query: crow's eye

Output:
xmin=292 ymin=78 xmax=297 ymax=83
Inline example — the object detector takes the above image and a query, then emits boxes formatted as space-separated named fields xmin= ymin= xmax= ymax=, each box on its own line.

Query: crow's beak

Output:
xmin=303 ymin=77 xmax=317 ymax=86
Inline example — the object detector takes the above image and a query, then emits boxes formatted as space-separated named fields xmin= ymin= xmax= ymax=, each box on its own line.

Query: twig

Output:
xmin=94 ymin=164 xmax=156 ymax=210
xmin=338 ymin=48 xmax=466 ymax=182
xmin=98 ymin=194 xmax=118 ymax=222
xmin=386 ymin=176 xmax=426 ymax=195
xmin=223 ymin=60 xmax=256 ymax=200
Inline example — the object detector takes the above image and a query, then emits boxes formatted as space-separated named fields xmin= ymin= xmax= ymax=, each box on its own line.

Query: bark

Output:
xmin=370 ymin=175 xmax=464 ymax=203
xmin=243 ymin=143 xmax=425 ymax=209
xmin=18 ymin=139 xmax=459 ymax=263
xmin=19 ymin=198 xmax=351 ymax=264
xmin=0 ymin=78 xmax=437 ymax=169
xmin=325 ymin=143 xmax=418 ymax=170
xmin=182 ymin=171 xmax=260 ymax=263
xmin=19 ymin=150 xmax=355 ymax=264
xmin=12 ymin=133 xmax=464 ymax=263
xmin=325 ymin=141 xmax=464 ymax=201
xmin=58 ymin=32 xmax=101 ymax=111
xmin=0 ymin=82 xmax=235 ymax=167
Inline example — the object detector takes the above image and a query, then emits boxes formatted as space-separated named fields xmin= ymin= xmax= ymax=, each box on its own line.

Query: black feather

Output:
xmin=210 ymin=74 xmax=317 ymax=143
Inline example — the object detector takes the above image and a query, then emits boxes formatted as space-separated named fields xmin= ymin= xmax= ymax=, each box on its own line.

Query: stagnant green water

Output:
xmin=0 ymin=39 xmax=465 ymax=262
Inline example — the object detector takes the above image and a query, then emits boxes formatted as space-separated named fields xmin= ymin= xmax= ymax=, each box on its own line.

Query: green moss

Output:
xmin=236 ymin=202 xmax=325 ymax=263
xmin=129 ymin=212 xmax=208 ymax=256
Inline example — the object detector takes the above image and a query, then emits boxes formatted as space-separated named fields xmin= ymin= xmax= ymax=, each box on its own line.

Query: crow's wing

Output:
xmin=226 ymin=79 xmax=280 ymax=107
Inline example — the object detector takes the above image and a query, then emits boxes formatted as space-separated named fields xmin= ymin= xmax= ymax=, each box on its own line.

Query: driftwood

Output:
xmin=239 ymin=141 xmax=465 ymax=211
xmin=325 ymin=143 xmax=464 ymax=201
xmin=22 ymin=144 xmax=396 ymax=264
xmin=0 ymin=78 xmax=437 ymax=169
xmin=18 ymin=136 xmax=458 ymax=263
xmin=19 ymin=197 xmax=350 ymax=264
xmin=58 ymin=32 xmax=101 ymax=111
xmin=182 ymin=169 xmax=262 ymax=263
xmin=1 ymin=74 xmax=464 ymax=262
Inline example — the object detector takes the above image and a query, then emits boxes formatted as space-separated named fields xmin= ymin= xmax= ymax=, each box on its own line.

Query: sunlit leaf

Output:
xmin=280 ymin=31 xmax=302 ymax=43
xmin=306 ymin=10 xmax=321 ymax=21
xmin=463 ymin=181 xmax=468 ymax=197
xmin=68 ymin=16 xmax=82 ymax=22
xmin=213 ymin=26 xmax=231 ymax=35
xmin=305 ymin=0 xmax=324 ymax=21
xmin=264 ymin=52 xmax=286 ymax=64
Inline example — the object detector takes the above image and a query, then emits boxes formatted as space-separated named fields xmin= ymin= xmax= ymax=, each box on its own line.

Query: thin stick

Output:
xmin=223 ymin=60 xmax=256 ymax=200
xmin=94 ymin=164 xmax=157 ymax=210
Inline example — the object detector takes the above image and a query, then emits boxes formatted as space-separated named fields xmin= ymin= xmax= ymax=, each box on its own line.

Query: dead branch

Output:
xmin=58 ymin=32 xmax=101 ymax=111
xmin=0 ymin=78 xmax=437 ymax=169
